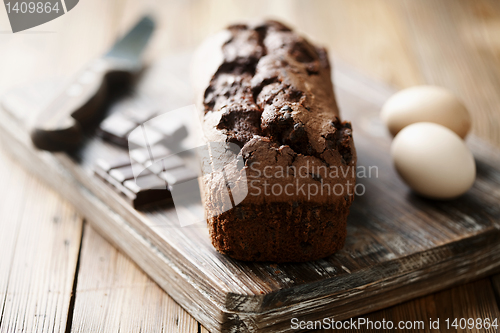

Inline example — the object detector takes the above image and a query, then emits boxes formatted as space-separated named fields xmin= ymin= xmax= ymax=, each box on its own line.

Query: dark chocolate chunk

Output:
xmin=97 ymin=114 xmax=137 ymax=146
xmin=127 ymin=125 xmax=164 ymax=148
xmin=160 ymin=167 xmax=198 ymax=186
xmin=141 ymin=155 xmax=184 ymax=174
xmin=149 ymin=119 xmax=189 ymax=144
xmin=109 ymin=164 xmax=150 ymax=183
xmin=123 ymin=174 xmax=172 ymax=207
xmin=122 ymin=106 xmax=157 ymax=124
xmin=97 ymin=104 xmax=188 ymax=149
xmin=130 ymin=145 xmax=171 ymax=164
xmin=160 ymin=155 xmax=185 ymax=171
xmin=280 ymin=106 xmax=292 ymax=113
xmin=144 ymin=161 xmax=164 ymax=174
xmin=93 ymin=146 xmax=197 ymax=209
xmin=95 ymin=155 xmax=131 ymax=173
xmin=125 ymin=174 xmax=167 ymax=192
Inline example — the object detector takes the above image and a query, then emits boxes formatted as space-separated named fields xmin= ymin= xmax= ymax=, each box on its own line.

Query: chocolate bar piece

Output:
xmin=109 ymin=164 xmax=150 ymax=183
xmin=97 ymin=100 xmax=188 ymax=148
xmin=98 ymin=114 xmax=138 ymax=147
xmin=95 ymin=154 xmax=131 ymax=171
xmin=160 ymin=167 xmax=198 ymax=186
xmin=93 ymin=145 xmax=197 ymax=209
xmin=123 ymin=174 xmax=170 ymax=207
xmin=129 ymin=145 xmax=171 ymax=164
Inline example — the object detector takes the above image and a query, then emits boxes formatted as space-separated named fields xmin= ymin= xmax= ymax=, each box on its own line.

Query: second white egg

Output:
xmin=381 ymin=85 xmax=471 ymax=139
xmin=391 ymin=122 xmax=476 ymax=200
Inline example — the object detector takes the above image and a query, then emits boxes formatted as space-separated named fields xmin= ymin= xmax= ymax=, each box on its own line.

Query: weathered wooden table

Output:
xmin=0 ymin=1 xmax=499 ymax=332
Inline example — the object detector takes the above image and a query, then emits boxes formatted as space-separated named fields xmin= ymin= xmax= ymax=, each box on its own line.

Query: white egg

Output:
xmin=391 ymin=122 xmax=476 ymax=199
xmin=381 ymin=85 xmax=471 ymax=138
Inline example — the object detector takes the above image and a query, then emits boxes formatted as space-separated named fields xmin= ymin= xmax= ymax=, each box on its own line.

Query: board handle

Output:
xmin=30 ymin=58 xmax=136 ymax=151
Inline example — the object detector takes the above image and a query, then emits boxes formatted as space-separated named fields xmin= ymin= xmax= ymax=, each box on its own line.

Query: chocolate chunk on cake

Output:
xmin=192 ymin=20 xmax=357 ymax=262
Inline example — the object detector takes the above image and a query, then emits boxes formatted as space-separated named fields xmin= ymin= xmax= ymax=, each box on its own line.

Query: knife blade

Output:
xmin=30 ymin=15 xmax=155 ymax=152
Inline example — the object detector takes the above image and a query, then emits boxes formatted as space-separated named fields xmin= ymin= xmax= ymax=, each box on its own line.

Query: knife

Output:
xmin=30 ymin=15 xmax=155 ymax=152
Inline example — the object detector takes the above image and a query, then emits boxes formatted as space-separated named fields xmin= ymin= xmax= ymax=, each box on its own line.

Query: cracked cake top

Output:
xmin=192 ymin=20 xmax=356 ymax=204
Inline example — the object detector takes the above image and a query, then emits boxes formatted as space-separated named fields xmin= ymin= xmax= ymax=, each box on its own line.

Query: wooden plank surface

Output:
xmin=1 ymin=0 xmax=500 ymax=332
xmin=70 ymin=224 xmax=200 ymax=333
xmin=2 ymin=47 xmax=500 ymax=332
xmin=492 ymin=274 xmax=500 ymax=306
xmin=0 ymin=146 xmax=83 ymax=333
xmin=317 ymin=279 xmax=500 ymax=333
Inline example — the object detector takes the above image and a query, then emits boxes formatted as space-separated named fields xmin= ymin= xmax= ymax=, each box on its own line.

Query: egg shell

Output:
xmin=381 ymin=85 xmax=471 ymax=138
xmin=391 ymin=122 xmax=476 ymax=200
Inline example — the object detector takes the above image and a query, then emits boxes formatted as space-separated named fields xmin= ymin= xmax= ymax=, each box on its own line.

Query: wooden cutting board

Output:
xmin=1 ymin=53 xmax=499 ymax=333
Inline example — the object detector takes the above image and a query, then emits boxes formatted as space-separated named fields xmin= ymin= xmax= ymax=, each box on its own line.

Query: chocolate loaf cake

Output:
xmin=192 ymin=20 xmax=357 ymax=262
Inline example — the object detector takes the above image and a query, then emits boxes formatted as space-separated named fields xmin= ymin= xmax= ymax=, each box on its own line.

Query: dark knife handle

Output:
xmin=30 ymin=58 xmax=137 ymax=152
